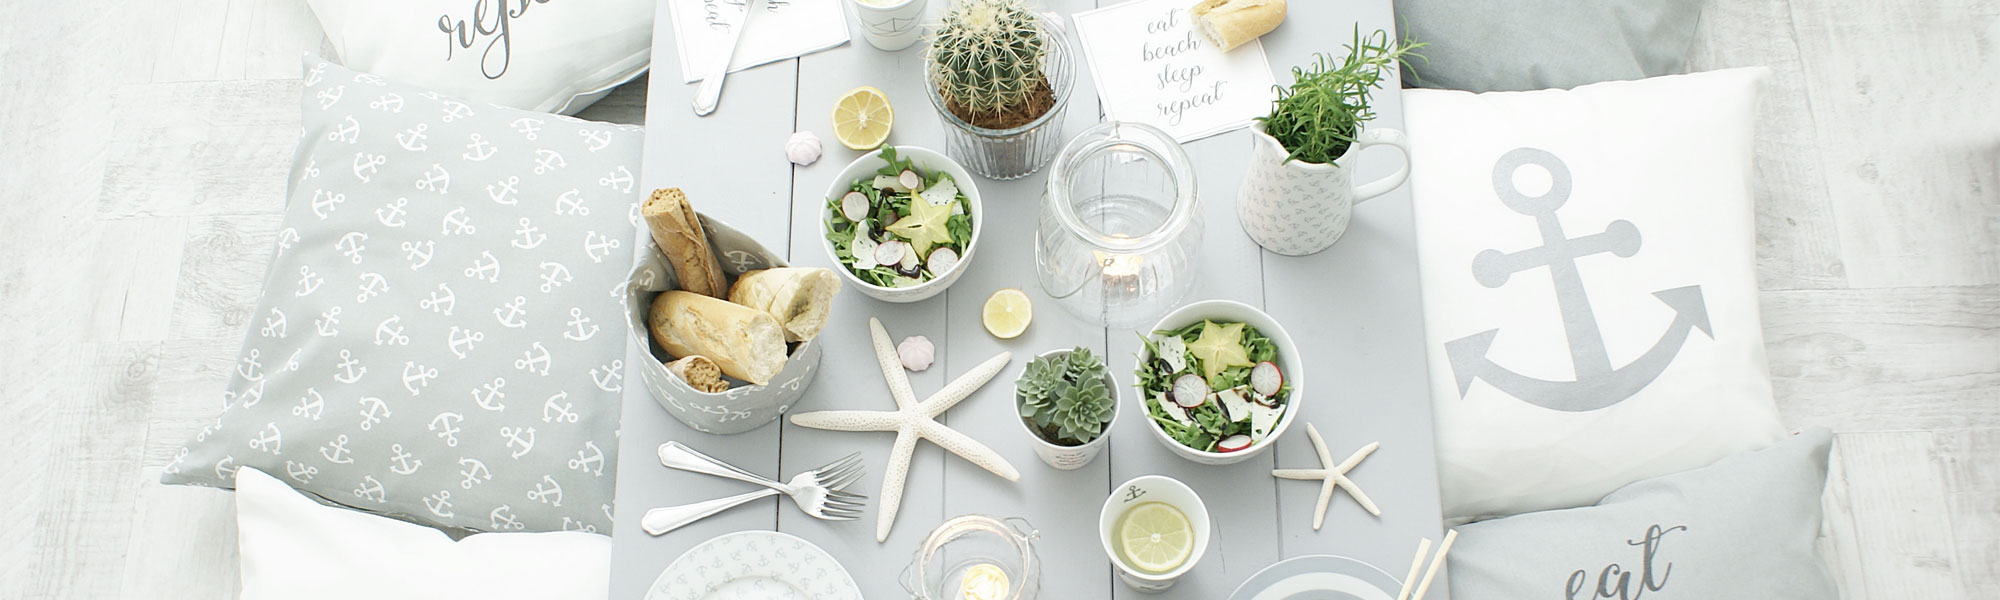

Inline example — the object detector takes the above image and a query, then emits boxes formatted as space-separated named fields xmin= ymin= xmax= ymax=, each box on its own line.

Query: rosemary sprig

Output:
xmin=1259 ymin=27 xmax=1425 ymax=165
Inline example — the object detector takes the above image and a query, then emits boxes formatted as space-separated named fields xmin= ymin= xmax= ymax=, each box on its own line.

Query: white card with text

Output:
xmin=669 ymin=0 xmax=851 ymax=83
xmin=1072 ymin=0 xmax=1277 ymax=143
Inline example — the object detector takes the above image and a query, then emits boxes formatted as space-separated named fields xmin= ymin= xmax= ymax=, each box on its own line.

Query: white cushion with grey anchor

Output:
xmin=1404 ymin=68 xmax=1787 ymax=522
xmin=162 ymin=57 xmax=639 ymax=534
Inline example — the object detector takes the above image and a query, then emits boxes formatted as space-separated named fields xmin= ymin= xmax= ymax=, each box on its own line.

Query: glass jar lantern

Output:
xmin=1036 ymin=121 xmax=1202 ymax=329
xmin=901 ymin=515 xmax=1041 ymax=600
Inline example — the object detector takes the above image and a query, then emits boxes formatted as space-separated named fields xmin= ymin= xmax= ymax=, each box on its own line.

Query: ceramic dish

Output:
xmin=1226 ymin=555 xmax=1402 ymax=600
xmin=820 ymin=145 xmax=984 ymax=303
xmin=1136 ymin=299 xmax=1304 ymax=465
xmin=1014 ymin=348 xmax=1121 ymax=470
xmin=626 ymin=215 xmax=823 ymax=435
xmin=644 ymin=530 xmax=863 ymax=600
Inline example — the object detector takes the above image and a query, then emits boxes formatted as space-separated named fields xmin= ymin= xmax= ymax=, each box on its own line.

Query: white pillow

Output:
xmin=235 ymin=468 xmax=610 ymax=600
xmin=308 ymin=0 xmax=652 ymax=114
xmin=1404 ymin=68 xmax=1786 ymax=522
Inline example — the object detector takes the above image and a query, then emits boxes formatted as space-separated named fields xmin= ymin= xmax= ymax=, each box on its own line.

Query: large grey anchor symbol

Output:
xmin=1447 ymin=148 xmax=1711 ymax=412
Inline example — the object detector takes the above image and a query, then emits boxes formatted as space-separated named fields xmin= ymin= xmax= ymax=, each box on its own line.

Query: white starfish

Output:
xmin=790 ymin=317 xmax=1019 ymax=542
xmin=1273 ymin=422 xmax=1380 ymax=531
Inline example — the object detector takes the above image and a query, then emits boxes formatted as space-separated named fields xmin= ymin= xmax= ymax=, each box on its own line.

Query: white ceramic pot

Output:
xmin=1014 ymin=349 xmax=1119 ymax=470
xmin=848 ymin=0 xmax=926 ymax=51
xmin=1099 ymin=475 xmax=1211 ymax=592
xmin=1137 ymin=299 xmax=1304 ymax=466
xmin=821 ymin=146 xmax=984 ymax=303
xmin=1236 ymin=121 xmax=1412 ymax=256
xmin=626 ymin=216 xmax=822 ymax=435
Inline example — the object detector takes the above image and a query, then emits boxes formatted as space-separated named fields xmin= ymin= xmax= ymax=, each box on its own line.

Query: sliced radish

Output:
xmin=1215 ymin=434 xmax=1253 ymax=453
xmin=876 ymin=239 xmax=908 ymax=268
xmin=1251 ymin=361 xmax=1283 ymax=397
xmin=1171 ymin=374 xmax=1208 ymax=408
xmin=840 ymin=191 xmax=870 ymax=222
xmin=898 ymin=169 xmax=923 ymax=191
xmin=927 ymin=247 xmax=959 ymax=275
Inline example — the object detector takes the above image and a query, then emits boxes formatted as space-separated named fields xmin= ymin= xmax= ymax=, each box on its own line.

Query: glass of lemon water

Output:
xmin=1099 ymin=475 xmax=1211 ymax=592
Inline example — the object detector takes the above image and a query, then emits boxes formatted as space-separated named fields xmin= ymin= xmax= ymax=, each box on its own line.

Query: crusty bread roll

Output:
xmin=647 ymin=291 xmax=788 ymax=385
xmin=728 ymin=267 xmax=841 ymax=343
xmin=643 ymin=188 xmax=729 ymax=298
xmin=666 ymin=355 xmax=730 ymax=394
xmin=1191 ymin=0 xmax=1286 ymax=52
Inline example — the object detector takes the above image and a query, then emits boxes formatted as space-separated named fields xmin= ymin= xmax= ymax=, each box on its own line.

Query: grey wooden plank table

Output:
xmin=609 ymin=0 xmax=1448 ymax=598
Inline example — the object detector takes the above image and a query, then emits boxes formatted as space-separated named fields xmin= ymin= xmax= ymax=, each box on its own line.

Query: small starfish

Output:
xmin=1273 ymin=422 xmax=1380 ymax=531
xmin=790 ymin=317 xmax=1019 ymax=542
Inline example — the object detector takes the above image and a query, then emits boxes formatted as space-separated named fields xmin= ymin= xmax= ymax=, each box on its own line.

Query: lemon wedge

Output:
xmin=1117 ymin=501 xmax=1194 ymax=574
xmin=981 ymin=288 xmax=1032 ymax=339
xmin=832 ymin=86 xmax=894 ymax=150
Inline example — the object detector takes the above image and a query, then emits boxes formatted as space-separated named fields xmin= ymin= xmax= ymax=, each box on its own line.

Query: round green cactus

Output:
xmin=927 ymin=0 xmax=1048 ymax=122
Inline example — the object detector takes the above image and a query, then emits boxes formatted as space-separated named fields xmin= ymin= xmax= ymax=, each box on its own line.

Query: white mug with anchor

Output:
xmin=1236 ymin=121 xmax=1413 ymax=256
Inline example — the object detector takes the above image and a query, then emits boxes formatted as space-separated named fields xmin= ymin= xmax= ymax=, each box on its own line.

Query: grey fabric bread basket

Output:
xmin=624 ymin=215 xmax=823 ymax=434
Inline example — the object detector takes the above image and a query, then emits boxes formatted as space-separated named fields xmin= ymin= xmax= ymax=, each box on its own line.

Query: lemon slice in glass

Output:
xmin=832 ymin=86 xmax=894 ymax=150
xmin=982 ymin=288 xmax=1032 ymax=339
xmin=1117 ymin=501 xmax=1193 ymax=574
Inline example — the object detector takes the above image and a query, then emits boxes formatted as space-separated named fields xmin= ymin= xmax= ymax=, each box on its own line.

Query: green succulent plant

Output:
xmin=1260 ymin=27 xmax=1425 ymax=165
xmin=927 ymin=0 xmax=1048 ymax=125
xmin=1016 ymin=347 xmax=1114 ymax=446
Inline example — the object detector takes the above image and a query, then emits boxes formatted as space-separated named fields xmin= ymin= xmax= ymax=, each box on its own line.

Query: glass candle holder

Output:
xmin=1036 ymin=121 xmax=1202 ymax=329
xmin=901 ymin=515 xmax=1041 ymax=600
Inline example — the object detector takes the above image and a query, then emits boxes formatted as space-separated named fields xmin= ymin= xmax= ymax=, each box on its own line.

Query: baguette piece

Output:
xmin=647 ymin=291 xmax=787 ymax=385
xmin=666 ymin=355 xmax=730 ymax=394
xmin=642 ymin=188 xmax=729 ymax=298
xmin=729 ymin=267 xmax=841 ymax=343
xmin=1191 ymin=0 xmax=1286 ymax=52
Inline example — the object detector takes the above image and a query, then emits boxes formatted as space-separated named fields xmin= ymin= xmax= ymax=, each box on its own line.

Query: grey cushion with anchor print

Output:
xmin=1448 ymin=429 xmax=1838 ymax=600
xmin=162 ymin=56 xmax=639 ymax=534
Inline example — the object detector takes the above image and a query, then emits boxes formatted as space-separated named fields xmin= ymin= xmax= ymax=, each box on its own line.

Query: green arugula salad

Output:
xmin=824 ymin=147 xmax=974 ymax=288
xmin=1137 ymin=320 xmax=1291 ymax=453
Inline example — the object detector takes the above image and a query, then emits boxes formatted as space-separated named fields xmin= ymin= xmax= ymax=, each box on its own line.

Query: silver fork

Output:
xmin=641 ymin=443 xmax=867 ymax=536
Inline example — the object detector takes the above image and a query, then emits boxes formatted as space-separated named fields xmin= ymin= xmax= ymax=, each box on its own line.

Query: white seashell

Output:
xmin=785 ymin=131 xmax=822 ymax=166
xmin=898 ymin=336 xmax=935 ymax=371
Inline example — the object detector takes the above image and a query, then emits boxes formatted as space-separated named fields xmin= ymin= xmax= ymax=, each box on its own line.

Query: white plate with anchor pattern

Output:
xmin=1226 ymin=555 xmax=1403 ymax=600
xmin=645 ymin=531 xmax=862 ymax=600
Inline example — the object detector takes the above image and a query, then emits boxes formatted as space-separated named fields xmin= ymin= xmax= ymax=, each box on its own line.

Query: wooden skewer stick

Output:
xmin=1395 ymin=537 xmax=1433 ymax=600
xmin=1411 ymin=529 xmax=1458 ymax=600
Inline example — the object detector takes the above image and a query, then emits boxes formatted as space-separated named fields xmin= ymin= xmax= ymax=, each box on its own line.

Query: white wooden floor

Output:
xmin=2 ymin=1 xmax=1993 ymax=598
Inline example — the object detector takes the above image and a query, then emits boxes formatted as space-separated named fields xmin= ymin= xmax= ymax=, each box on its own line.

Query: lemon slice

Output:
xmin=982 ymin=288 xmax=1032 ymax=339
xmin=1117 ymin=502 xmax=1194 ymax=574
xmin=832 ymin=86 xmax=893 ymax=150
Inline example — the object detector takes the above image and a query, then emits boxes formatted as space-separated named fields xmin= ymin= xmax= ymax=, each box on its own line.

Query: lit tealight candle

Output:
xmin=958 ymin=563 xmax=1010 ymax=600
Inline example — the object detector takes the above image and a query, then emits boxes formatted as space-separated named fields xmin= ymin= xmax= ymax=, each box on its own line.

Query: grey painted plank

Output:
xmin=1832 ymin=432 xmax=1963 ymax=599
xmin=778 ymin=5 xmax=955 ymax=598
xmin=98 ymin=80 xmax=301 ymax=220
xmin=170 ymin=214 xmax=282 ymax=341
xmin=607 ymin=1 xmax=805 ymax=598
xmin=1937 ymin=429 xmax=2000 ymax=597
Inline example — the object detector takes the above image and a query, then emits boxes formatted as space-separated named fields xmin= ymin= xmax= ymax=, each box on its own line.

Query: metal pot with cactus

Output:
xmin=1014 ymin=346 xmax=1119 ymax=470
xmin=924 ymin=0 xmax=1075 ymax=180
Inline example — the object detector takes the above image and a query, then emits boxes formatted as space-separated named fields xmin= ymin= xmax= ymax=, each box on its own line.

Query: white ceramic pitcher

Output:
xmin=1236 ymin=121 xmax=1412 ymax=256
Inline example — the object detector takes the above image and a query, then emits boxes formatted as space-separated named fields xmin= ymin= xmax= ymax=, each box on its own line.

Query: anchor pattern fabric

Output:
xmin=1404 ymin=68 xmax=1786 ymax=522
xmin=163 ymin=58 xmax=639 ymax=534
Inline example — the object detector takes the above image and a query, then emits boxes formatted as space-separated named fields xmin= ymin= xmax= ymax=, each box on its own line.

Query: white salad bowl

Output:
xmin=820 ymin=145 xmax=984 ymax=303
xmin=1138 ymin=299 xmax=1305 ymax=465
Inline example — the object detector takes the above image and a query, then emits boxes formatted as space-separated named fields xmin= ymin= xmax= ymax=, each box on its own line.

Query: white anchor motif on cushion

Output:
xmin=356 ymin=272 xmax=389 ymax=303
xmin=402 ymin=240 xmax=435 ymax=270
xmin=488 ymin=175 xmax=522 ymax=205
xmin=542 ymin=392 xmax=578 ymax=424
xmin=472 ymin=377 xmax=508 ymax=412
xmin=357 ymin=396 xmax=391 ymax=430
xmin=513 ymin=218 xmax=546 ymax=249
xmin=401 ymin=361 xmax=438 ymax=396
xmin=514 ymin=341 xmax=551 ymax=376
xmin=375 ymin=198 xmax=408 ymax=228
xmin=538 ymin=261 xmax=572 ymax=293
xmin=373 ymin=314 xmax=408 ymax=346
xmin=459 ymin=457 xmax=493 ymax=489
